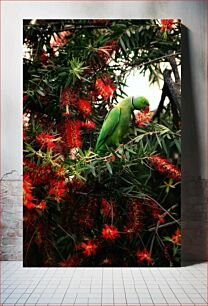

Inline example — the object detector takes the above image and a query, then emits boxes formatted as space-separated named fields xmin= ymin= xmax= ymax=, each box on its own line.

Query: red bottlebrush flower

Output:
xmin=81 ymin=241 xmax=97 ymax=256
xmin=26 ymin=202 xmax=36 ymax=209
xmin=136 ymin=249 xmax=153 ymax=263
xmin=23 ymin=173 xmax=35 ymax=209
xmin=101 ymin=198 xmax=112 ymax=217
xmin=77 ymin=99 xmax=92 ymax=117
xmin=124 ymin=199 xmax=143 ymax=237
xmin=54 ymin=167 xmax=66 ymax=178
xmin=135 ymin=108 xmax=151 ymax=127
xmin=25 ymin=161 xmax=53 ymax=186
xmin=160 ymin=19 xmax=174 ymax=30
xmin=151 ymin=202 xmax=165 ymax=224
xmin=60 ymin=86 xmax=78 ymax=107
xmin=65 ymin=119 xmax=82 ymax=149
xmin=50 ymin=31 xmax=70 ymax=50
xmin=73 ymin=197 xmax=98 ymax=232
xmin=36 ymin=131 xmax=57 ymax=150
xmin=171 ymin=228 xmax=181 ymax=245
xmin=83 ymin=119 xmax=95 ymax=130
xmin=148 ymin=155 xmax=181 ymax=181
xmin=95 ymin=78 xmax=116 ymax=100
xmin=37 ymin=201 xmax=46 ymax=211
xmin=102 ymin=224 xmax=119 ymax=240
xmin=49 ymin=179 xmax=66 ymax=202
xmin=40 ymin=52 xmax=48 ymax=65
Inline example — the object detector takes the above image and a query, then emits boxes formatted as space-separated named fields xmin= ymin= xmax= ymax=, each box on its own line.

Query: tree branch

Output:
xmin=128 ymin=52 xmax=181 ymax=69
xmin=152 ymin=83 xmax=168 ymax=122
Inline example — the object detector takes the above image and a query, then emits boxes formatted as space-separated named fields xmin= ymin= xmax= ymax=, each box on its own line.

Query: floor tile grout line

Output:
xmin=156 ymin=269 xmax=182 ymax=303
xmin=61 ymin=267 xmax=77 ymax=304
xmin=23 ymin=268 xmax=52 ymax=305
xmin=130 ymin=268 xmax=141 ymax=305
xmin=137 ymin=268 xmax=154 ymax=305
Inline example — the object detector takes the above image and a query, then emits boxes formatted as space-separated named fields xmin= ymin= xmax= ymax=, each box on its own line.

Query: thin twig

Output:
xmin=148 ymin=219 xmax=180 ymax=232
xmin=24 ymin=229 xmax=37 ymax=262
xmin=128 ymin=52 xmax=181 ymax=69
xmin=57 ymin=224 xmax=76 ymax=245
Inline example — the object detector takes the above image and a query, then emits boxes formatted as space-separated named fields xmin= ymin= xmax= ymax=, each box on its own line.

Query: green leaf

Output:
xmin=106 ymin=162 xmax=113 ymax=175
xmin=126 ymin=148 xmax=137 ymax=155
xmin=126 ymin=29 xmax=131 ymax=37
xmin=156 ymin=134 xmax=162 ymax=148
xmin=88 ymin=163 xmax=96 ymax=176
xmin=119 ymin=37 xmax=126 ymax=52
xmin=173 ymin=245 xmax=178 ymax=256
xmin=36 ymin=89 xmax=45 ymax=96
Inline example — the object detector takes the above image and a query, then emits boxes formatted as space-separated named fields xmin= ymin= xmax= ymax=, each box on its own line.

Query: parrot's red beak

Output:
xmin=144 ymin=106 xmax=150 ymax=114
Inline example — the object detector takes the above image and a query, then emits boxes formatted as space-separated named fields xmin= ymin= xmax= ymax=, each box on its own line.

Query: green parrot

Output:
xmin=95 ymin=96 xmax=150 ymax=154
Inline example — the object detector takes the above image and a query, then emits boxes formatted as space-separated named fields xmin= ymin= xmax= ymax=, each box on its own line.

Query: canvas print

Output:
xmin=23 ymin=19 xmax=181 ymax=267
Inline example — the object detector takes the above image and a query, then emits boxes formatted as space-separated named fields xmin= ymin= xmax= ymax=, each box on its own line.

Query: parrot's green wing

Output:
xmin=95 ymin=107 xmax=121 ymax=152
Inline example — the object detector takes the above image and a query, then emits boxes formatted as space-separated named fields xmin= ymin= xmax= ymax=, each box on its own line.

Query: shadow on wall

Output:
xmin=181 ymin=25 xmax=208 ymax=266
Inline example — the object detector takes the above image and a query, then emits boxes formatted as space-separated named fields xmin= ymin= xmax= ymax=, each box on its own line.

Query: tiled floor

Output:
xmin=0 ymin=261 xmax=207 ymax=305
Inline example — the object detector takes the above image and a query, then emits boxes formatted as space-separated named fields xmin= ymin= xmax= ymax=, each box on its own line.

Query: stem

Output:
xmin=129 ymin=52 xmax=181 ymax=69
xmin=24 ymin=229 xmax=37 ymax=262
xmin=57 ymin=224 xmax=76 ymax=245
xmin=148 ymin=219 xmax=180 ymax=232
xmin=46 ymin=238 xmax=65 ymax=261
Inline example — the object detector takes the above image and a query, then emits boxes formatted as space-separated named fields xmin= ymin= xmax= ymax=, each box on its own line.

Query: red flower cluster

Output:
xmin=124 ymin=199 xmax=143 ymax=236
xmin=75 ymin=197 xmax=98 ymax=231
xmin=136 ymin=248 xmax=153 ymax=263
xmin=95 ymin=78 xmax=116 ymax=100
xmin=60 ymin=86 xmax=78 ymax=107
xmin=23 ymin=174 xmax=34 ymax=209
xmin=23 ymin=174 xmax=46 ymax=211
xmin=54 ymin=166 xmax=66 ymax=178
xmin=24 ymin=160 xmax=53 ymax=186
xmin=36 ymin=131 xmax=57 ymax=150
xmin=40 ymin=52 xmax=49 ymax=65
xmin=49 ymin=179 xmax=66 ymax=202
xmin=65 ymin=119 xmax=82 ymax=149
xmin=81 ymin=241 xmax=97 ymax=256
xmin=50 ymin=31 xmax=70 ymax=50
xmin=151 ymin=202 xmax=165 ymax=224
xmin=82 ymin=119 xmax=95 ymax=130
xmin=102 ymin=224 xmax=119 ymax=240
xmin=148 ymin=155 xmax=181 ymax=181
xmin=37 ymin=201 xmax=46 ymax=211
xmin=77 ymin=99 xmax=92 ymax=117
xmin=101 ymin=198 xmax=112 ymax=217
xmin=160 ymin=19 xmax=174 ymax=30
xmin=135 ymin=107 xmax=151 ymax=127
xmin=171 ymin=228 xmax=181 ymax=245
